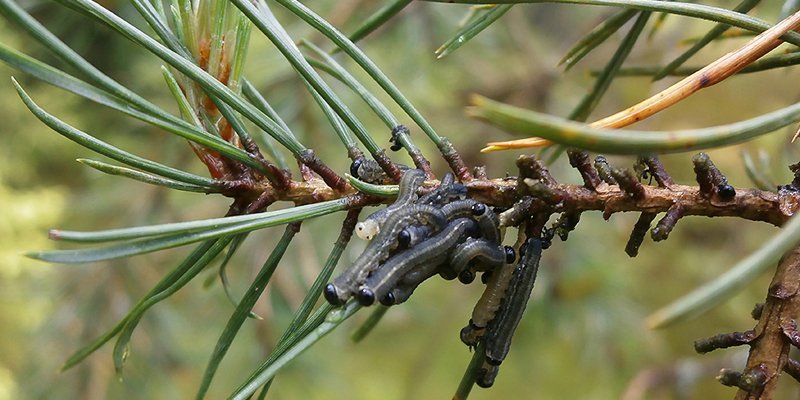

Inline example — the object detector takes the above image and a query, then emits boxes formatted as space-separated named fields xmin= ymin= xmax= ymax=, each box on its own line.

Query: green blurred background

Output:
xmin=2 ymin=1 xmax=800 ymax=399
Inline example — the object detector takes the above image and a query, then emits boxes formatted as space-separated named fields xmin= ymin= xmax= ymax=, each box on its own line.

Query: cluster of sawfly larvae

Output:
xmin=319 ymin=148 xmax=800 ymax=390
xmin=323 ymin=166 xmax=536 ymax=387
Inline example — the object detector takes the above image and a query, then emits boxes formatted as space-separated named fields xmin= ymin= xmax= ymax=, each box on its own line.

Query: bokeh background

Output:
xmin=2 ymin=1 xmax=800 ymax=399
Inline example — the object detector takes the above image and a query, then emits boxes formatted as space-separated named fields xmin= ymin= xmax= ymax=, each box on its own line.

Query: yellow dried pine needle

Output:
xmin=480 ymin=10 xmax=800 ymax=153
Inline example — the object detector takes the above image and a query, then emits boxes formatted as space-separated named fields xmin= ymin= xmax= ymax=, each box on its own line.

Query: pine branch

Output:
xmin=694 ymin=245 xmax=800 ymax=399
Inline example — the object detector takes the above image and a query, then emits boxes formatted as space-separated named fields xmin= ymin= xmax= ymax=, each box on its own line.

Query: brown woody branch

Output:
xmin=695 ymin=246 xmax=800 ymax=399
xmin=733 ymin=246 xmax=800 ymax=399
xmin=257 ymin=169 xmax=800 ymax=228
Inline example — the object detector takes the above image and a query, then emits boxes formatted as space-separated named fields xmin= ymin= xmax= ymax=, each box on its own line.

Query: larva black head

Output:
xmin=398 ymin=229 xmax=412 ymax=249
xmin=475 ymin=367 xmax=498 ymax=388
xmin=439 ymin=269 xmax=458 ymax=280
xmin=458 ymin=270 xmax=475 ymax=284
xmin=323 ymin=284 xmax=344 ymax=306
xmin=356 ymin=287 xmax=376 ymax=306
xmin=459 ymin=324 xmax=476 ymax=347
xmin=349 ymin=159 xmax=364 ymax=177
xmin=379 ymin=292 xmax=396 ymax=306
xmin=718 ymin=184 xmax=736 ymax=200
xmin=390 ymin=143 xmax=402 ymax=152
xmin=471 ymin=203 xmax=487 ymax=216
xmin=504 ymin=246 xmax=516 ymax=264
xmin=481 ymin=271 xmax=493 ymax=284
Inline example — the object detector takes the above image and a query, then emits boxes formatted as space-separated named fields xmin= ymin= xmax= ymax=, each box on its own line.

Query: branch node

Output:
xmin=718 ymin=368 xmax=744 ymax=388
xmin=784 ymin=359 xmax=800 ymax=383
xmin=594 ymin=155 xmax=618 ymax=185
xmin=768 ymin=282 xmax=793 ymax=300
xmin=780 ymin=318 xmax=800 ymax=347
xmin=637 ymin=155 xmax=674 ymax=187
xmin=553 ymin=212 xmax=581 ymax=241
xmin=567 ymin=149 xmax=601 ymax=190
xmin=390 ymin=125 xmax=433 ymax=177
xmin=517 ymin=155 xmax=557 ymax=186
xmin=611 ymin=168 xmax=646 ymax=200
xmin=625 ymin=212 xmax=657 ymax=257
xmin=788 ymin=162 xmax=800 ymax=190
xmin=373 ymin=149 xmax=404 ymax=182
xmin=692 ymin=152 xmax=735 ymax=201
xmin=498 ymin=197 xmax=534 ymax=228
xmin=716 ymin=365 xmax=767 ymax=392
xmin=439 ymin=138 xmax=473 ymax=182
xmin=651 ymin=203 xmax=686 ymax=242
xmin=523 ymin=179 xmax=564 ymax=205
xmin=694 ymin=330 xmax=756 ymax=354
xmin=751 ymin=303 xmax=764 ymax=320
xmin=297 ymin=149 xmax=348 ymax=192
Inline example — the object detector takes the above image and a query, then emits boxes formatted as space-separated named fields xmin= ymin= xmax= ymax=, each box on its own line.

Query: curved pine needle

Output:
xmin=77 ymin=159 xmax=217 ymax=193
xmin=647 ymin=212 xmax=800 ymax=328
xmin=60 ymin=0 xmax=309 ymax=156
xmin=302 ymin=78 xmax=359 ymax=152
xmin=235 ymin=304 xmax=334 ymax=397
xmin=0 ymin=0 xmax=276 ymax=174
xmin=350 ymin=305 xmax=389 ymax=343
xmin=653 ymin=0 xmax=761 ymax=81
xmin=241 ymin=79 xmax=294 ymax=170
xmin=269 ymin=0 xmax=452 ymax=152
xmin=0 ymin=43 xmax=266 ymax=174
xmin=558 ymin=9 xmax=637 ymax=69
xmin=540 ymin=10 xmax=649 ymax=162
xmin=214 ymin=234 xmax=261 ymax=320
xmin=435 ymin=5 xmax=513 ymax=59
xmin=61 ymin=239 xmax=224 ymax=371
xmin=30 ymin=199 xmax=349 ymax=263
xmin=300 ymin=40 xmax=399 ymax=128
xmin=600 ymin=51 xmax=800 ymax=77
xmin=12 ymin=79 xmax=216 ymax=187
xmin=47 ymin=199 xmax=349 ymax=243
xmin=741 ymin=150 xmax=777 ymax=191
xmin=196 ymin=225 xmax=298 ymax=399
xmin=255 ymin=211 xmax=360 ymax=398
xmin=481 ymin=9 xmax=800 ymax=152
xmin=346 ymin=174 xmax=399 ymax=197
xmin=569 ymin=10 xmax=650 ymax=122
xmin=230 ymin=302 xmax=361 ymax=400
xmin=345 ymin=0 xmax=413 ymax=45
xmin=469 ymin=94 xmax=800 ymax=154
xmin=112 ymin=236 xmax=233 ymax=375
xmin=225 ymin=0 xmax=384 ymax=156
xmin=421 ymin=0 xmax=799 ymax=49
